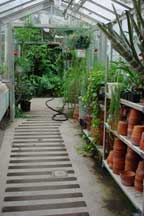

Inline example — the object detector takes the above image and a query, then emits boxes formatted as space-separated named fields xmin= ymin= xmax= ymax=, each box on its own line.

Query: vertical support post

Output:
xmin=7 ymin=22 xmax=15 ymax=121
xmin=0 ymin=22 xmax=2 ymax=65
xmin=142 ymin=180 xmax=144 ymax=216
xmin=102 ymin=55 xmax=109 ymax=161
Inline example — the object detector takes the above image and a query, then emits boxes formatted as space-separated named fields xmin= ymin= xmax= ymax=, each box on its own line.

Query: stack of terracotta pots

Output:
xmin=112 ymin=138 xmax=127 ymax=175
xmin=140 ymin=132 xmax=144 ymax=150
xmin=117 ymin=120 xmax=128 ymax=136
xmin=107 ymin=150 xmax=114 ymax=169
xmin=125 ymin=148 xmax=140 ymax=171
xmin=134 ymin=160 xmax=144 ymax=192
xmin=131 ymin=125 xmax=144 ymax=146
xmin=73 ymin=104 xmax=79 ymax=122
xmin=127 ymin=109 xmax=141 ymax=137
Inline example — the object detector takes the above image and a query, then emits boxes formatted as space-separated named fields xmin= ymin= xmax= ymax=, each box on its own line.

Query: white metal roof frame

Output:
xmin=0 ymin=0 xmax=134 ymax=25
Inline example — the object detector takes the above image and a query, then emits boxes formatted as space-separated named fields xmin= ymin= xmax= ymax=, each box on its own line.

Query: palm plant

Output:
xmin=97 ymin=0 xmax=144 ymax=74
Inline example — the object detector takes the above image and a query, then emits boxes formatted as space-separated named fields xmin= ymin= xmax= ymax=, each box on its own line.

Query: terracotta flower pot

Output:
xmin=128 ymin=109 xmax=141 ymax=125
xmin=73 ymin=104 xmax=79 ymax=121
xmin=107 ymin=150 xmax=114 ymax=169
xmin=113 ymin=158 xmax=125 ymax=175
xmin=127 ymin=123 xmax=135 ymax=138
xmin=113 ymin=138 xmax=127 ymax=152
xmin=131 ymin=125 xmax=144 ymax=146
xmin=135 ymin=161 xmax=144 ymax=182
xmin=140 ymin=132 xmax=144 ymax=151
xmin=117 ymin=121 xmax=128 ymax=136
xmin=125 ymin=148 xmax=140 ymax=171
xmin=125 ymin=160 xmax=139 ymax=172
xmin=120 ymin=171 xmax=135 ymax=186
xmin=134 ymin=179 xmax=143 ymax=192
xmin=113 ymin=150 xmax=126 ymax=158
xmin=113 ymin=167 xmax=121 ymax=175
xmin=126 ymin=148 xmax=140 ymax=161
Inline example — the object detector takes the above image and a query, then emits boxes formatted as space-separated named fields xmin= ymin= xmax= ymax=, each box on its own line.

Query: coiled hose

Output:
xmin=45 ymin=98 xmax=68 ymax=121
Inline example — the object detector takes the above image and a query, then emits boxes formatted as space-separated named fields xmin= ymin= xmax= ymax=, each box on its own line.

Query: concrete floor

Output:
xmin=0 ymin=98 xmax=136 ymax=216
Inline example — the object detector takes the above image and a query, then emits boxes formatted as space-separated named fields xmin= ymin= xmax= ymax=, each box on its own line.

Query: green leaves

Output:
xmin=98 ymin=0 xmax=144 ymax=74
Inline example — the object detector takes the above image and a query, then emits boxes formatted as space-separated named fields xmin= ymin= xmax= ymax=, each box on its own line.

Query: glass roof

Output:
xmin=0 ymin=0 xmax=134 ymax=25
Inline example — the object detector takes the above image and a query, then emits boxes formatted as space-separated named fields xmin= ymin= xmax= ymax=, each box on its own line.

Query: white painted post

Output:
xmin=0 ymin=22 xmax=2 ymax=82
xmin=7 ymin=22 xmax=15 ymax=121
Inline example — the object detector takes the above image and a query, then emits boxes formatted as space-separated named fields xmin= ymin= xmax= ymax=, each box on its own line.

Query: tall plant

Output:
xmin=97 ymin=0 xmax=144 ymax=74
xmin=63 ymin=58 xmax=87 ymax=104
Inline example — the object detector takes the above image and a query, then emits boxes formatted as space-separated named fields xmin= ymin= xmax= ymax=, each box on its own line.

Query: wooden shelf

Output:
xmin=105 ymin=123 xmax=144 ymax=159
xmin=83 ymin=129 xmax=103 ymax=156
xmin=106 ymin=93 xmax=144 ymax=113
xmin=103 ymin=160 xmax=143 ymax=212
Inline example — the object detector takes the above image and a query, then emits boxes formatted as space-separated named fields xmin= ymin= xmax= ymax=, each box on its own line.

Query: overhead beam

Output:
xmin=111 ymin=0 xmax=132 ymax=10
xmin=1 ymin=1 xmax=50 ymax=24
xmin=0 ymin=0 xmax=38 ymax=15
xmin=87 ymin=0 xmax=115 ymax=14
xmin=82 ymin=6 xmax=111 ymax=21
xmin=77 ymin=10 xmax=100 ymax=23
xmin=0 ymin=0 xmax=16 ymax=7
xmin=63 ymin=0 xmax=74 ymax=16
xmin=61 ymin=2 xmax=98 ymax=24
xmin=55 ymin=8 xmax=92 ymax=25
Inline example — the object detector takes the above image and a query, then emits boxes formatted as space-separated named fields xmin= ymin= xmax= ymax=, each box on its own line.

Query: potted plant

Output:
xmin=108 ymin=85 xmax=121 ymax=130
xmin=20 ymin=79 xmax=35 ymax=112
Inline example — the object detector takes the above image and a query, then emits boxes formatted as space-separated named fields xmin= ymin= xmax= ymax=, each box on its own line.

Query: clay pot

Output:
xmin=134 ymin=179 xmax=143 ymax=192
xmin=113 ymin=167 xmax=121 ymax=175
xmin=125 ymin=160 xmax=139 ymax=172
xmin=134 ymin=160 xmax=144 ymax=192
xmin=140 ymin=132 xmax=144 ymax=150
xmin=128 ymin=109 xmax=141 ymax=125
xmin=113 ymin=158 xmax=125 ymax=175
xmin=107 ymin=150 xmax=114 ymax=169
xmin=120 ymin=171 xmax=135 ymax=186
xmin=113 ymin=138 xmax=127 ymax=152
xmin=113 ymin=150 xmax=126 ymax=158
xmin=135 ymin=161 xmax=144 ymax=182
xmin=126 ymin=148 xmax=140 ymax=161
xmin=125 ymin=148 xmax=140 ymax=171
xmin=73 ymin=104 xmax=79 ymax=121
xmin=127 ymin=123 xmax=135 ymax=138
xmin=131 ymin=125 xmax=144 ymax=146
xmin=117 ymin=121 xmax=128 ymax=136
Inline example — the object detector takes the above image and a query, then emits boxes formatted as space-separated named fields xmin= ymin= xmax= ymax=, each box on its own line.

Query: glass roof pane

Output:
xmin=0 ymin=0 xmax=45 ymax=19
xmin=0 ymin=0 xmax=45 ymax=15
xmin=0 ymin=0 xmax=134 ymax=24
xmin=79 ymin=7 xmax=108 ymax=23
xmin=83 ymin=1 xmax=115 ymax=21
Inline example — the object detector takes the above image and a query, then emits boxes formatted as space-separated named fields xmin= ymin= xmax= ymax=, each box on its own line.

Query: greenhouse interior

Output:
xmin=0 ymin=0 xmax=144 ymax=215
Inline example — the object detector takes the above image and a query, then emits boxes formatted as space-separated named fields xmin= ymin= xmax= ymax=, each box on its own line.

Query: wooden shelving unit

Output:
xmin=105 ymin=122 xmax=144 ymax=159
xmin=103 ymin=89 xmax=144 ymax=214
xmin=103 ymin=160 xmax=143 ymax=212
xmin=106 ymin=93 xmax=144 ymax=113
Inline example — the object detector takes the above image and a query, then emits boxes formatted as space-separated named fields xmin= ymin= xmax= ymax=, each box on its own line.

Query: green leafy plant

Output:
xmin=66 ymin=27 xmax=91 ymax=50
xmin=83 ymin=61 xmax=105 ymax=121
xmin=97 ymin=0 xmax=144 ymax=75
xmin=63 ymin=58 xmax=87 ymax=104
xmin=108 ymin=85 xmax=121 ymax=129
